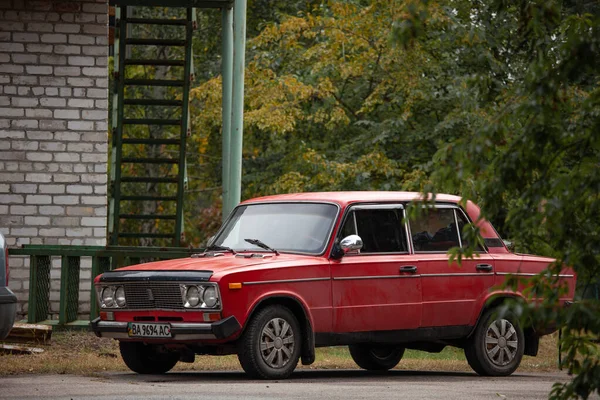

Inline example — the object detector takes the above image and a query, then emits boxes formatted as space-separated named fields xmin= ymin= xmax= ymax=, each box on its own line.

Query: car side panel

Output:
xmin=420 ymin=253 xmax=495 ymax=327
xmin=492 ymin=253 xmax=576 ymax=304
xmin=330 ymin=255 xmax=422 ymax=332
xmin=216 ymin=262 xmax=333 ymax=334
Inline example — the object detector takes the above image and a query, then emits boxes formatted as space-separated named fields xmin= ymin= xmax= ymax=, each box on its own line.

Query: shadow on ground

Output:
xmin=99 ymin=369 xmax=560 ymax=384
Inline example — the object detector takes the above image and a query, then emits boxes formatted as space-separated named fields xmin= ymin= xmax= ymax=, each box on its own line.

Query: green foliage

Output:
xmin=391 ymin=1 xmax=600 ymax=398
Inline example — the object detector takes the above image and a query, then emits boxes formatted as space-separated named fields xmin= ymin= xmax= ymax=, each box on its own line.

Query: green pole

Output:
xmin=228 ymin=0 xmax=247 ymax=213
xmin=110 ymin=6 xmax=127 ymax=245
xmin=221 ymin=6 xmax=234 ymax=222
xmin=173 ymin=8 xmax=195 ymax=246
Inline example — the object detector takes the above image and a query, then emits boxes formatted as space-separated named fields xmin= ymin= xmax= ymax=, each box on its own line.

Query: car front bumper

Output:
xmin=90 ymin=315 xmax=242 ymax=341
xmin=0 ymin=286 xmax=17 ymax=340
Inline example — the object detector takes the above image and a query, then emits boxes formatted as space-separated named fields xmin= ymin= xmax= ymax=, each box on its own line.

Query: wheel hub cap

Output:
xmin=259 ymin=317 xmax=295 ymax=369
xmin=274 ymin=337 xmax=283 ymax=349
xmin=485 ymin=318 xmax=518 ymax=367
xmin=498 ymin=337 xmax=507 ymax=348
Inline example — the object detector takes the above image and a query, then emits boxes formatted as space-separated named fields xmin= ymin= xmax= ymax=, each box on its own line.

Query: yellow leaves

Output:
xmin=244 ymin=63 xmax=315 ymax=133
xmin=330 ymin=2 xmax=358 ymax=19
xmin=253 ymin=16 xmax=312 ymax=47
xmin=270 ymin=148 xmax=405 ymax=193
xmin=269 ymin=172 xmax=310 ymax=194
xmin=401 ymin=169 xmax=430 ymax=192
xmin=316 ymin=77 xmax=335 ymax=94
xmin=189 ymin=78 xmax=222 ymax=155
xmin=327 ymin=106 xmax=351 ymax=129
xmin=190 ymin=0 xmax=450 ymax=158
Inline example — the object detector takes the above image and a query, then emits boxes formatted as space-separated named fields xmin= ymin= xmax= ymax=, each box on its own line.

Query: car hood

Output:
xmin=100 ymin=252 xmax=328 ymax=281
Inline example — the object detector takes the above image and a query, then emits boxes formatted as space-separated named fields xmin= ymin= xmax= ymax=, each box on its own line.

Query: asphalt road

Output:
xmin=0 ymin=370 xmax=586 ymax=400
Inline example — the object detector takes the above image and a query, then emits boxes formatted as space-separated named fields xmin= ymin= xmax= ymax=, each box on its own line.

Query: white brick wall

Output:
xmin=0 ymin=0 xmax=109 ymax=320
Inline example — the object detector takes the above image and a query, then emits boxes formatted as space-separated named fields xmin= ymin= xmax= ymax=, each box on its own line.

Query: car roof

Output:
xmin=239 ymin=191 xmax=505 ymax=245
xmin=241 ymin=191 xmax=462 ymax=208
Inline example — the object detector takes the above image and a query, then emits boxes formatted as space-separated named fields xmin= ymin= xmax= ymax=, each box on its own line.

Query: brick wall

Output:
xmin=0 ymin=0 xmax=109 ymax=319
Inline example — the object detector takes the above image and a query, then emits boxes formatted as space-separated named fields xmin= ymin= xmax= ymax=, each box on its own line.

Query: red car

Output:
xmin=91 ymin=192 xmax=575 ymax=379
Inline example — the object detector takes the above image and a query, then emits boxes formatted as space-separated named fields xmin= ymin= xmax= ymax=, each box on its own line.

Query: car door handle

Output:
xmin=476 ymin=264 xmax=493 ymax=272
xmin=399 ymin=265 xmax=418 ymax=273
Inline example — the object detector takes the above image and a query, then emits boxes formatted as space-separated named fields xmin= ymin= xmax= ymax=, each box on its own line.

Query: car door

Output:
xmin=330 ymin=204 xmax=422 ymax=333
xmin=409 ymin=205 xmax=495 ymax=328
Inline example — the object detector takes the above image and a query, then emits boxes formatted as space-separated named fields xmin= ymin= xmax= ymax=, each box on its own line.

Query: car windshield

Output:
xmin=213 ymin=202 xmax=338 ymax=254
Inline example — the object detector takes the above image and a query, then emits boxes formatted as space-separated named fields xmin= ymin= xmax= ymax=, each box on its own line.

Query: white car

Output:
xmin=0 ymin=232 xmax=16 ymax=339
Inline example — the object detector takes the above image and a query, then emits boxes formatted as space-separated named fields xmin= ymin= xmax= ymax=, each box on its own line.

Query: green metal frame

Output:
xmin=108 ymin=0 xmax=247 ymax=239
xmin=109 ymin=6 xmax=200 ymax=246
xmin=109 ymin=0 xmax=247 ymax=236
xmin=11 ymin=245 xmax=204 ymax=327
xmin=28 ymin=255 xmax=51 ymax=324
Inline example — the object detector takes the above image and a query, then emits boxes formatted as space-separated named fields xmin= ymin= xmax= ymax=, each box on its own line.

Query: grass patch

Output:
xmin=0 ymin=331 xmax=561 ymax=375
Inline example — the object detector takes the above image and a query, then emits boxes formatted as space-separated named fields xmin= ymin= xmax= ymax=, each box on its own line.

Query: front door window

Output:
xmin=340 ymin=208 xmax=408 ymax=253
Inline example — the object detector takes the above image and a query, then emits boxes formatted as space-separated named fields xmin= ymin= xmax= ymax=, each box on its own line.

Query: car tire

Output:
xmin=237 ymin=305 xmax=301 ymax=379
xmin=348 ymin=344 xmax=405 ymax=371
xmin=119 ymin=341 xmax=179 ymax=374
xmin=465 ymin=307 xmax=525 ymax=376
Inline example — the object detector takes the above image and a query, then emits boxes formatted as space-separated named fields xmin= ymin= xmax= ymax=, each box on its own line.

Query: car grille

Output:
xmin=123 ymin=282 xmax=183 ymax=310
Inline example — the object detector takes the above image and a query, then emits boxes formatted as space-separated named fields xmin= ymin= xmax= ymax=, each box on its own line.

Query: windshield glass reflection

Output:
xmin=213 ymin=203 xmax=338 ymax=254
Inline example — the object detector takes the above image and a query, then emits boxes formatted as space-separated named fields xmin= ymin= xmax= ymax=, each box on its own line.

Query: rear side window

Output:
xmin=410 ymin=208 xmax=460 ymax=252
xmin=340 ymin=208 xmax=408 ymax=253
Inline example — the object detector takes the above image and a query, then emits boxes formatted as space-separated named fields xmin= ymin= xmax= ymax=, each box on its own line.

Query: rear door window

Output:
xmin=410 ymin=208 xmax=460 ymax=252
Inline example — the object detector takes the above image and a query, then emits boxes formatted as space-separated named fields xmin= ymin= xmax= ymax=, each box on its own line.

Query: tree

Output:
xmin=392 ymin=1 xmax=600 ymax=398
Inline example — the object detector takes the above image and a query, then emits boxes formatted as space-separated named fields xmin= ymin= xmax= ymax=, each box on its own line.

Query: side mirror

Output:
xmin=340 ymin=235 xmax=363 ymax=254
xmin=503 ymin=240 xmax=515 ymax=252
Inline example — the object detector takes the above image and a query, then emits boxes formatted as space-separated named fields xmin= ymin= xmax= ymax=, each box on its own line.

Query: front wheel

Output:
xmin=464 ymin=308 xmax=525 ymax=376
xmin=349 ymin=344 xmax=405 ymax=371
xmin=237 ymin=305 xmax=301 ymax=379
xmin=119 ymin=342 xmax=179 ymax=374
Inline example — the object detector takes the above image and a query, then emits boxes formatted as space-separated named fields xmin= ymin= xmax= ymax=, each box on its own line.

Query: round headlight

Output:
xmin=186 ymin=286 xmax=201 ymax=307
xmin=101 ymin=286 xmax=115 ymax=308
xmin=203 ymin=286 xmax=218 ymax=308
xmin=115 ymin=286 xmax=126 ymax=308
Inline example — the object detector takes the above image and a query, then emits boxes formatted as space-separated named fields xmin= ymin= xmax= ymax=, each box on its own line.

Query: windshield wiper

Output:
xmin=204 ymin=244 xmax=236 ymax=254
xmin=244 ymin=239 xmax=280 ymax=256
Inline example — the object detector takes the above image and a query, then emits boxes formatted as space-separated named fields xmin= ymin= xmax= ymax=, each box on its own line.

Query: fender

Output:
xmin=244 ymin=290 xmax=316 ymax=365
xmin=469 ymin=291 xmax=527 ymax=335
xmin=469 ymin=291 xmax=541 ymax=356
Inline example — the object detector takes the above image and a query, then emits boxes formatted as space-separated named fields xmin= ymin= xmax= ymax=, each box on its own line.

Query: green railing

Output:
xmin=8 ymin=245 xmax=203 ymax=328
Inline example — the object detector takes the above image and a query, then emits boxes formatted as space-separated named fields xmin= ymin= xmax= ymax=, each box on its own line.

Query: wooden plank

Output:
xmin=4 ymin=323 xmax=52 ymax=345
xmin=0 ymin=343 xmax=44 ymax=355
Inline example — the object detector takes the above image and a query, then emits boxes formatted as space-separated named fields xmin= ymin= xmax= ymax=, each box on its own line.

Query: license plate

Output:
xmin=128 ymin=322 xmax=172 ymax=338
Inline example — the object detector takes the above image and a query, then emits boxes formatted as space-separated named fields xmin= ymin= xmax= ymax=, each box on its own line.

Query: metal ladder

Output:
xmin=109 ymin=6 xmax=196 ymax=246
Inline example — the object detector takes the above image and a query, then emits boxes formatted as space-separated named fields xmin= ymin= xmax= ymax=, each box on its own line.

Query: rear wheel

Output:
xmin=349 ymin=344 xmax=405 ymax=371
xmin=465 ymin=308 xmax=525 ymax=376
xmin=119 ymin=342 xmax=179 ymax=374
xmin=237 ymin=305 xmax=301 ymax=379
